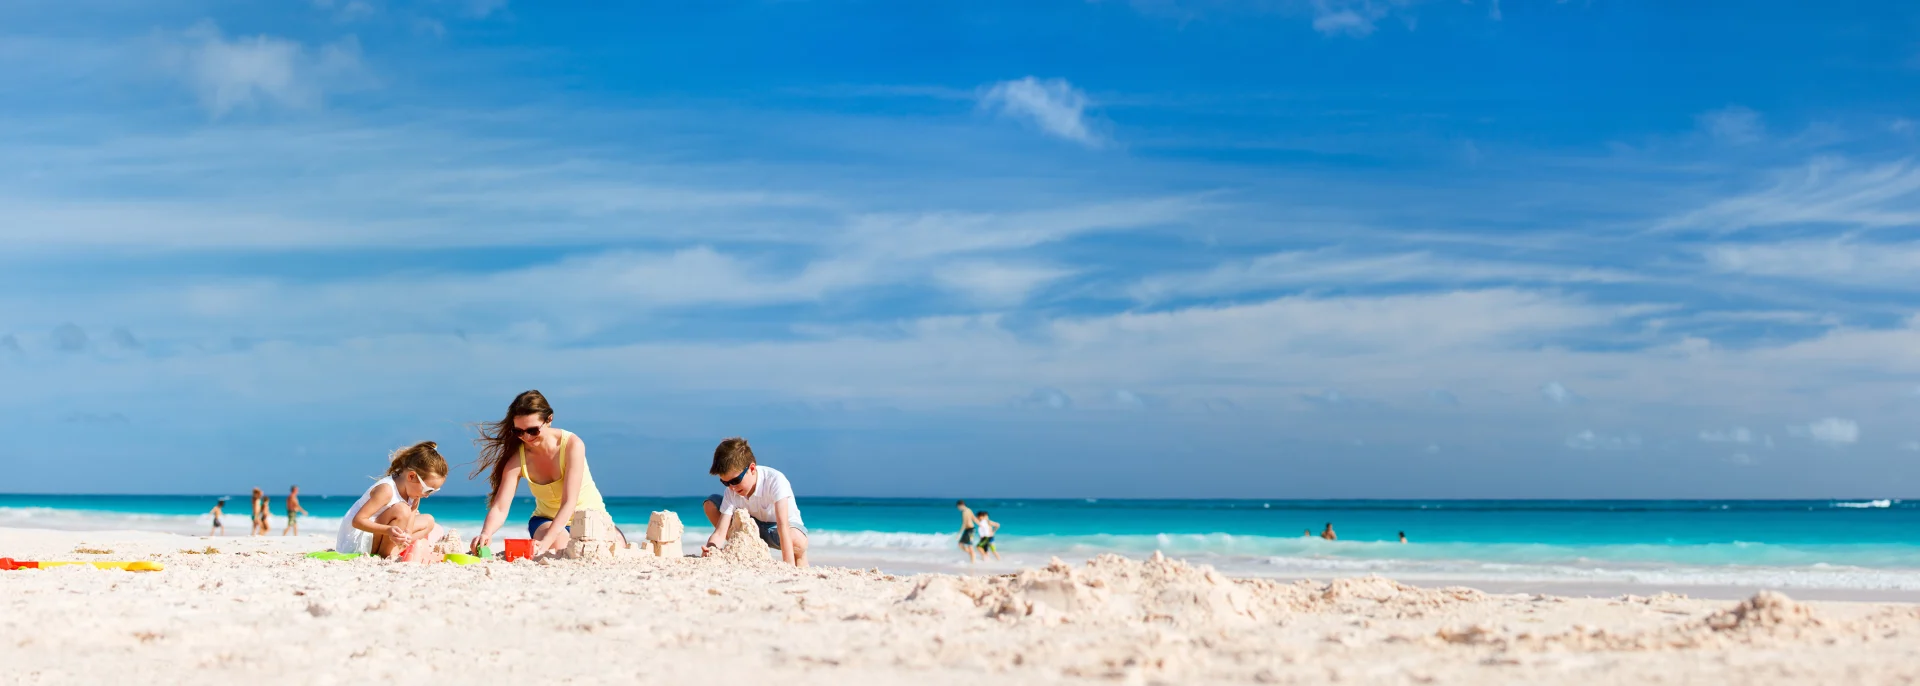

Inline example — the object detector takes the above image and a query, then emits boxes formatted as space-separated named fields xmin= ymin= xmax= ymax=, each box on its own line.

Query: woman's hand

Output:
xmin=468 ymin=533 xmax=490 ymax=555
xmin=387 ymin=525 xmax=412 ymax=546
xmin=532 ymin=529 xmax=569 ymax=557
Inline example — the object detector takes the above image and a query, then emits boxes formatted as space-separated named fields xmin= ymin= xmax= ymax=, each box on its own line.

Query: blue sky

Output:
xmin=4 ymin=0 xmax=1920 ymax=498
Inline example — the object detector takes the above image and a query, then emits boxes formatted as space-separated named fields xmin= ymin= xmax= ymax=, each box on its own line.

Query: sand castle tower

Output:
xmin=646 ymin=510 xmax=685 ymax=558
xmin=563 ymin=510 xmax=621 ymax=561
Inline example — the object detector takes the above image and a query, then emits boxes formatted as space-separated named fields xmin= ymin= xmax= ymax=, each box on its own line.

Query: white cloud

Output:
xmin=1697 ymin=105 xmax=1763 ymax=144
xmin=1110 ymin=390 xmax=1146 ymax=409
xmin=1127 ymin=249 xmax=1639 ymax=303
xmin=1310 ymin=0 xmax=1390 ymax=37
xmin=467 ymin=0 xmax=509 ymax=18
xmin=1698 ymin=426 xmax=1754 ymax=443
xmin=979 ymin=77 xmax=1101 ymax=147
xmin=1017 ymin=387 xmax=1073 ymax=410
xmin=931 ymin=262 xmax=1076 ymax=306
xmin=1565 ymin=430 xmax=1640 ymax=451
xmin=312 ymin=0 xmax=378 ymax=21
xmin=1900 ymin=441 xmax=1920 ymax=452
xmin=1724 ymin=453 xmax=1755 ymax=466
xmin=1704 ymin=240 xmax=1920 ymax=288
xmin=163 ymin=22 xmax=366 ymax=117
xmin=1539 ymin=381 xmax=1579 ymax=405
xmin=1424 ymin=443 xmax=1440 ymax=454
xmin=1658 ymin=158 xmax=1920 ymax=234
xmin=1788 ymin=417 xmax=1860 ymax=446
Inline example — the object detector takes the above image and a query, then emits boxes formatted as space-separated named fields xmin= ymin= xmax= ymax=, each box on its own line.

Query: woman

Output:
xmin=468 ymin=390 xmax=624 ymax=557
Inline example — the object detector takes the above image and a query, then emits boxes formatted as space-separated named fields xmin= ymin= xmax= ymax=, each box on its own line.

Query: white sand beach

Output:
xmin=3 ymin=527 xmax=1918 ymax=685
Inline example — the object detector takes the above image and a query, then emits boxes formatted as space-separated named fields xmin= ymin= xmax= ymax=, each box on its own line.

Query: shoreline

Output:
xmin=5 ymin=526 xmax=1920 ymax=684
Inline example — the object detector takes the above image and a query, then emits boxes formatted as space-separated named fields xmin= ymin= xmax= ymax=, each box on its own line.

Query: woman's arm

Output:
xmin=533 ymin=434 xmax=588 ymax=556
xmin=469 ymin=462 xmax=522 ymax=554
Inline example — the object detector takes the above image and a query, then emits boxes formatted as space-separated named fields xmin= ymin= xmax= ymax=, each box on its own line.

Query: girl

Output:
xmin=468 ymin=390 xmax=624 ymax=557
xmin=336 ymin=441 xmax=449 ymax=559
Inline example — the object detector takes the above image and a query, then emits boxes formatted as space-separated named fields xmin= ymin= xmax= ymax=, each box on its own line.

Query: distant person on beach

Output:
xmin=249 ymin=488 xmax=267 ymax=536
xmin=468 ymin=390 xmax=625 ymax=557
xmin=1321 ymin=523 xmax=1336 ymax=541
xmin=702 ymin=437 xmax=808 ymax=567
xmin=973 ymin=511 xmax=1000 ymax=561
xmin=209 ymin=498 xmax=227 ymax=536
xmin=957 ymin=500 xmax=978 ymax=562
xmin=282 ymin=486 xmax=309 ymax=536
xmin=1302 ymin=529 xmax=1313 ymax=538
xmin=337 ymin=441 xmax=449 ymax=559
xmin=1398 ymin=531 xmax=1407 ymax=544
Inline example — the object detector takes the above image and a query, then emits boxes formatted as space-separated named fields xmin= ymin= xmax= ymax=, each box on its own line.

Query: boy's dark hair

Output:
xmin=956 ymin=500 xmax=966 ymax=506
xmin=975 ymin=510 xmax=989 ymax=518
xmin=710 ymin=437 xmax=756 ymax=476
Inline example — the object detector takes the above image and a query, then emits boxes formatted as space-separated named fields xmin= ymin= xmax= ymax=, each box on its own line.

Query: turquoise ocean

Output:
xmin=4 ymin=494 xmax=1918 ymax=591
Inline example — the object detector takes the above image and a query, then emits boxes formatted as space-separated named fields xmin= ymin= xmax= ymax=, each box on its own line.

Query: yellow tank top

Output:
xmin=520 ymin=431 xmax=607 ymax=519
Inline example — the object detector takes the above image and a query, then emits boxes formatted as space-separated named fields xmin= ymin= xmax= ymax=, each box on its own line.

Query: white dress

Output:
xmin=334 ymin=476 xmax=404 ymax=554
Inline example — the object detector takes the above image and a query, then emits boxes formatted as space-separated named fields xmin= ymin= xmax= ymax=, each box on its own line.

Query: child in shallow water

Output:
xmin=336 ymin=441 xmax=449 ymax=559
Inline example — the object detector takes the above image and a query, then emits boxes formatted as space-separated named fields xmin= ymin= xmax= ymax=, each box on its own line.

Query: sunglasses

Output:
xmin=410 ymin=471 xmax=440 ymax=496
xmin=719 ymin=465 xmax=754 ymax=488
xmin=509 ymin=425 xmax=543 ymax=438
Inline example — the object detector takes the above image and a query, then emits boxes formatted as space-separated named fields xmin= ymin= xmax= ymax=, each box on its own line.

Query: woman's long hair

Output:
xmin=471 ymin=390 xmax=554 ymax=492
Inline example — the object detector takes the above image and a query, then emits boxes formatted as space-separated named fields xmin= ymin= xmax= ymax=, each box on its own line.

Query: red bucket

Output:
xmin=502 ymin=538 xmax=532 ymax=561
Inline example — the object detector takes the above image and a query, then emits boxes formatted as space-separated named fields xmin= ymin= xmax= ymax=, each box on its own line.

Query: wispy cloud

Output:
xmin=1540 ymin=381 xmax=1580 ymax=406
xmin=1704 ymin=239 xmax=1920 ymax=289
xmin=1788 ymin=417 xmax=1860 ymax=446
xmin=1310 ymin=0 xmax=1392 ymax=37
xmin=1565 ymin=430 xmax=1640 ymax=450
xmin=161 ymin=21 xmax=367 ymax=117
xmin=979 ymin=77 xmax=1102 ymax=147
xmin=1127 ymin=249 xmax=1640 ymax=304
xmin=1658 ymin=158 xmax=1920 ymax=234
xmin=1697 ymin=105 xmax=1764 ymax=144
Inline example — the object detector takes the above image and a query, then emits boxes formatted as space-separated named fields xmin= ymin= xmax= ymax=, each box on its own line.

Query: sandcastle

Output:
xmin=563 ymin=511 xmax=622 ymax=561
xmin=645 ymin=510 xmax=685 ymax=558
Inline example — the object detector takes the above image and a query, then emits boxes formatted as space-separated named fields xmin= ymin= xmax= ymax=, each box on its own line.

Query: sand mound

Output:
xmin=1704 ymin=591 xmax=1820 ymax=632
xmin=1433 ymin=591 xmax=1834 ymax=653
xmin=707 ymin=512 xmax=775 ymax=567
xmin=922 ymin=552 xmax=1258 ymax=625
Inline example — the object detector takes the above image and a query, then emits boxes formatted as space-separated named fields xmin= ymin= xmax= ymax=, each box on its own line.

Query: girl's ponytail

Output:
xmin=388 ymin=441 xmax=449 ymax=479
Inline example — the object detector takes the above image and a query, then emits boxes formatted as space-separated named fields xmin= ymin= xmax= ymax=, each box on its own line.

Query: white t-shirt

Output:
xmin=976 ymin=518 xmax=995 ymax=537
xmin=719 ymin=465 xmax=804 ymax=528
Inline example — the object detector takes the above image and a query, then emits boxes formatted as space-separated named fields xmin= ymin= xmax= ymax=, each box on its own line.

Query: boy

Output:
xmin=282 ymin=485 xmax=310 ymax=536
xmin=701 ymin=437 xmax=809 ymax=567
xmin=956 ymin=500 xmax=977 ymax=562
xmin=974 ymin=510 xmax=1000 ymax=562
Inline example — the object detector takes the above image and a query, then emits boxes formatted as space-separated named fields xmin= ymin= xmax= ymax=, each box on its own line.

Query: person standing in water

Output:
xmin=283 ymin=485 xmax=309 ymax=536
xmin=956 ymin=500 xmax=978 ymax=562
xmin=468 ymin=390 xmax=626 ymax=557
xmin=249 ymin=488 xmax=266 ymax=536
xmin=1320 ymin=522 xmax=1337 ymax=541
xmin=1398 ymin=531 xmax=1407 ymax=544
xmin=209 ymin=498 xmax=227 ymax=536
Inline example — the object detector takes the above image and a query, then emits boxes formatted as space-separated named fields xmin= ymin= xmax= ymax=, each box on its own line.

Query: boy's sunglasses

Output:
xmin=509 ymin=425 xmax=542 ymax=438
xmin=719 ymin=465 xmax=753 ymax=487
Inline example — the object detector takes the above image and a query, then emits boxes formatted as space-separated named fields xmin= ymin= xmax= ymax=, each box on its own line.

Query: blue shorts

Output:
xmin=528 ymin=516 xmax=570 ymax=538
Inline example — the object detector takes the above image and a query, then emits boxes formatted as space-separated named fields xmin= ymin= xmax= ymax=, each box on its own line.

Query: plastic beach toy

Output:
xmin=502 ymin=538 xmax=532 ymax=561
xmin=443 ymin=553 xmax=483 ymax=565
xmin=304 ymin=551 xmax=366 ymax=561
xmin=0 ymin=558 xmax=162 ymax=572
